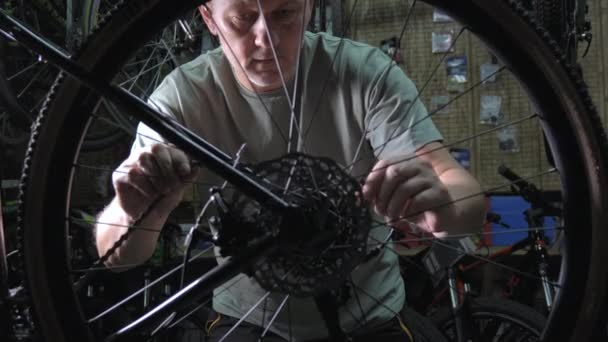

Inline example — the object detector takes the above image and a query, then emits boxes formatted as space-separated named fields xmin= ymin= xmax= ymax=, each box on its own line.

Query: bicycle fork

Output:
xmin=534 ymin=238 xmax=554 ymax=312
xmin=447 ymin=267 xmax=476 ymax=342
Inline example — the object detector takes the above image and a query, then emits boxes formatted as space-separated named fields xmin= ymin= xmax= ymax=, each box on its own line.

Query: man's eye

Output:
xmin=233 ymin=13 xmax=257 ymax=24
xmin=276 ymin=9 xmax=297 ymax=20
xmin=235 ymin=13 xmax=256 ymax=22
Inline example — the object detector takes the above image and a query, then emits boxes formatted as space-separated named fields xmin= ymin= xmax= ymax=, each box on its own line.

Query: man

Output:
xmin=96 ymin=0 xmax=485 ymax=340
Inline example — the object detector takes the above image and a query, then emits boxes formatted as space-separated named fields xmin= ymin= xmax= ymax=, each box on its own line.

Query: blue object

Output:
xmin=489 ymin=195 xmax=557 ymax=246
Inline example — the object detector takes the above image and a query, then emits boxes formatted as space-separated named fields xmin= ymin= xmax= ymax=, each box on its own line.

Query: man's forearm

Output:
xmin=95 ymin=198 xmax=168 ymax=269
xmin=435 ymin=168 xmax=486 ymax=237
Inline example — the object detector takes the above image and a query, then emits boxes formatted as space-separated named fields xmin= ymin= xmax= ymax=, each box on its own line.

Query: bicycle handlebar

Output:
xmin=498 ymin=164 xmax=541 ymax=201
xmin=497 ymin=164 xmax=561 ymax=217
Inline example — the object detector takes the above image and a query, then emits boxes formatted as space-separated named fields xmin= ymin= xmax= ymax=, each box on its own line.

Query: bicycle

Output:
xmin=429 ymin=164 xmax=562 ymax=316
xmin=403 ymin=193 xmax=561 ymax=320
xmin=2 ymin=0 xmax=608 ymax=341
xmin=411 ymin=238 xmax=548 ymax=341
xmin=397 ymin=164 xmax=564 ymax=340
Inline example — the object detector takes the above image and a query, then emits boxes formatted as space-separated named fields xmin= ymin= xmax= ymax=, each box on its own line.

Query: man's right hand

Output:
xmin=113 ymin=143 xmax=199 ymax=222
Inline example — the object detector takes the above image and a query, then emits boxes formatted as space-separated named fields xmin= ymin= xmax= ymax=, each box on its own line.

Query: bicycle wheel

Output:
xmin=73 ymin=5 xmax=213 ymax=151
xmin=433 ymin=297 xmax=546 ymax=341
xmin=0 ymin=0 xmax=138 ymax=152
xmin=17 ymin=0 xmax=608 ymax=341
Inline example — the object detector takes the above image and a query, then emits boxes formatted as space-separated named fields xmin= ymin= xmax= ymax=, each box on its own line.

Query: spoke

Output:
xmin=371 ymin=65 xmax=507 ymax=158
xmin=386 ymin=226 xmax=562 ymax=247
xmin=143 ymin=55 xmax=170 ymax=96
xmin=258 ymin=295 xmax=290 ymax=341
xmin=166 ymin=300 xmax=208 ymax=330
xmin=353 ymin=168 xmax=560 ymax=238
xmin=74 ymin=161 xmax=285 ymax=197
xmin=16 ymin=63 xmax=48 ymax=98
xmin=345 ymin=279 xmax=401 ymax=332
xmin=179 ymin=144 xmax=247 ymax=289
xmin=200 ymin=5 xmax=289 ymax=148
xmin=348 ymin=0 xmax=429 ymax=163
xmin=349 ymin=275 xmax=368 ymax=326
xmin=255 ymin=0 xmax=296 ymax=108
xmin=344 ymin=55 xmax=506 ymax=175
xmin=7 ymin=58 xmax=41 ymax=80
xmin=119 ymin=70 xmax=149 ymax=95
xmin=373 ymin=28 xmax=466 ymax=158
xmin=71 ymin=262 xmax=151 ymax=273
xmin=480 ymin=318 xmax=501 ymax=341
xmin=28 ymin=85 xmax=50 ymax=112
xmin=368 ymin=232 xmax=561 ymax=289
xmin=117 ymin=45 xmax=162 ymax=89
xmin=346 ymin=113 xmax=538 ymax=176
xmin=69 ymin=216 xmax=162 ymax=234
xmin=302 ymin=0 xmax=359 ymax=144
xmin=217 ymin=292 xmax=272 ymax=342
xmin=288 ymin=299 xmax=292 ymax=341
xmin=210 ymin=225 xmax=351 ymax=340
xmin=159 ymin=37 xmax=185 ymax=67
xmin=331 ymin=219 xmax=561 ymax=250
xmin=86 ymin=245 xmax=214 ymax=323
xmin=320 ymin=166 xmax=558 ymax=249
xmin=122 ymin=46 xmax=164 ymax=90
xmin=255 ymin=0 xmax=306 ymax=155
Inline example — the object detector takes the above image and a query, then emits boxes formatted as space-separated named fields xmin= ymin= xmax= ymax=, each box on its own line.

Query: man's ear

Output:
xmin=199 ymin=5 xmax=218 ymax=35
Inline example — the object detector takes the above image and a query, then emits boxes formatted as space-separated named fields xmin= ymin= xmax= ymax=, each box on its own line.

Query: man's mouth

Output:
xmin=254 ymin=58 xmax=276 ymax=63
xmin=251 ymin=58 xmax=280 ymax=71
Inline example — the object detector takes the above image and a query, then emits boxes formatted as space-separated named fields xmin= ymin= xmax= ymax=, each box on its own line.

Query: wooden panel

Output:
xmin=343 ymin=0 xmax=606 ymax=193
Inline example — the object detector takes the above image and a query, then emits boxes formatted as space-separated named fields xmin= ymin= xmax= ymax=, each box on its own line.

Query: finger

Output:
xmin=376 ymin=162 xmax=418 ymax=215
xmin=388 ymin=213 xmax=413 ymax=232
xmin=137 ymin=151 xmax=166 ymax=193
xmin=362 ymin=160 xmax=389 ymax=201
xmin=401 ymin=188 xmax=444 ymax=232
xmin=385 ymin=178 xmax=430 ymax=221
xmin=181 ymin=164 xmax=200 ymax=183
xmin=168 ymin=147 xmax=192 ymax=179
xmin=123 ymin=167 xmax=159 ymax=198
xmin=150 ymin=144 xmax=180 ymax=191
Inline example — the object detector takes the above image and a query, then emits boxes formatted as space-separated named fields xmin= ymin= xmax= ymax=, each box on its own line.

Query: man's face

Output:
xmin=201 ymin=0 xmax=312 ymax=93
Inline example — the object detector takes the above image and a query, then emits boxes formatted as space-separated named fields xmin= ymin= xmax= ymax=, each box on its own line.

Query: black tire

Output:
xmin=17 ymin=0 xmax=608 ymax=341
xmin=400 ymin=305 xmax=448 ymax=342
xmin=432 ymin=297 xmax=546 ymax=341
xmin=533 ymin=0 xmax=577 ymax=63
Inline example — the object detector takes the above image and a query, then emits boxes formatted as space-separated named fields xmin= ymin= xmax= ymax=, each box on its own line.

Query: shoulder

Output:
xmin=150 ymin=47 xmax=232 ymax=105
xmin=160 ymin=48 xmax=225 ymax=91
xmin=304 ymin=31 xmax=392 ymax=68
xmin=303 ymin=31 xmax=400 ymax=90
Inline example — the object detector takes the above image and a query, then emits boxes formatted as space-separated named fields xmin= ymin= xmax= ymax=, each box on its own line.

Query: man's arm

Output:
xmin=96 ymin=143 xmax=198 ymax=269
xmin=363 ymin=141 xmax=485 ymax=237
xmin=414 ymin=141 xmax=485 ymax=236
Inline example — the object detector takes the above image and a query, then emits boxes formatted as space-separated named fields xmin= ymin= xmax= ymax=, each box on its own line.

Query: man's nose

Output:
xmin=253 ymin=14 xmax=280 ymax=49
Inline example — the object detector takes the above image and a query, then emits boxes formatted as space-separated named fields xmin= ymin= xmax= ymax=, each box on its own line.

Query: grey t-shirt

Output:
xmin=133 ymin=31 xmax=442 ymax=340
